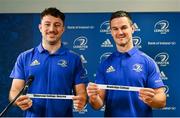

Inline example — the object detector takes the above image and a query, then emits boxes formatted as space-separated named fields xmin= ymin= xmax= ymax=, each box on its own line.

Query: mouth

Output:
xmin=116 ymin=37 xmax=125 ymax=41
xmin=48 ymin=33 xmax=56 ymax=38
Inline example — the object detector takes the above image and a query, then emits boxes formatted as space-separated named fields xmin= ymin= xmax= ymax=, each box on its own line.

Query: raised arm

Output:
xmin=9 ymin=79 xmax=32 ymax=110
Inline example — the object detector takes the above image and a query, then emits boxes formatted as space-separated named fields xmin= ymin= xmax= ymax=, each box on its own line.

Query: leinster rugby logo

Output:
xmin=57 ymin=59 xmax=68 ymax=67
xmin=133 ymin=36 xmax=142 ymax=48
xmin=154 ymin=20 xmax=169 ymax=34
xmin=99 ymin=52 xmax=112 ymax=63
xmin=132 ymin=64 xmax=143 ymax=72
xmin=73 ymin=36 xmax=88 ymax=50
xmin=154 ymin=52 xmax=169 ymax=67
xmin=163 ymin=85 xmax=169 ymax=96
xmin=100 ymin=21 xmax=111 ymax=34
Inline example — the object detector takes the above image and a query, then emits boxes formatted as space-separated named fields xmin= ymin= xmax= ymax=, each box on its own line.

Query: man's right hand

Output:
xmin=87 ymin=82 xmax=100 ymax=102
xmin=86 ymin=82 xmax=105 ymax=109
xmin=15 ymin=95 xmax=32 ymax=110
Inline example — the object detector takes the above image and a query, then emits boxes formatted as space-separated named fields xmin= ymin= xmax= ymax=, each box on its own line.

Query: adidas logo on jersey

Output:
xmin=106 ymin=66 xmax=115 ymax=73
xmin=30 ymin=59 xmax=40 ymax=66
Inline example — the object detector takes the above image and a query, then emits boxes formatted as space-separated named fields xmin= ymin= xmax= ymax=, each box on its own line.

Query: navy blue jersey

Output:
xmin=96 ymin=47 xmax=164 ymax=117
xmin=10 ymin=44 xmax=88 ymax=117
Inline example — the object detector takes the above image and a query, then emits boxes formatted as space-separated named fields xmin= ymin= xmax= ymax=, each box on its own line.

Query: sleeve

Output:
xmin=95 ymin=62 xmax=106 ymax=84
xmin=146 ymin=58 xmax=164 ymax=88
xmin=74 ymin=56 xmax=88 ymax=85
xmin=9 ymin=53 xmax=25 ymax=80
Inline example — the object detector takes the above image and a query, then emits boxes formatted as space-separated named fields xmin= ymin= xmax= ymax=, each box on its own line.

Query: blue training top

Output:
xmin=95 ymin=47 xmax=164 ymax=117
xmin=10 ymin=43 xmax=88 ymax=117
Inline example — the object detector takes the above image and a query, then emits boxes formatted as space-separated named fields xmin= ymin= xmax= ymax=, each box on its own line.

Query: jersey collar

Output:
xmin=115 ymin=47 xmax=138 ymax=57
xmin=37 ymin=43 xmax=67 ymax=55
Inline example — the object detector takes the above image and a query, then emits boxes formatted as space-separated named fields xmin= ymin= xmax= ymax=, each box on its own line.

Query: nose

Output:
xmin=49 ymin=24 xmax=55 ymax=31
xmin=117 ymin=29 xmax=123 ymax=35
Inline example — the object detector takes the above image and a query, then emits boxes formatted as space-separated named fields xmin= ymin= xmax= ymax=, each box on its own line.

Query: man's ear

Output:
xmin=131 ymin=24 xmax=135 ymax=34
xmin=62 ymin=26 xmax=65 ymax=33
xmin=38 ymin=24 xmax=42 ymax=32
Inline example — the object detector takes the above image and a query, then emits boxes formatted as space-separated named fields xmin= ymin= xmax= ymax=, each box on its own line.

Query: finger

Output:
xmin=20 ymin=100 xmax=32 ymax=110
xmin=73 ymin=99 xmax=81 ymax=104
xmin=16 ymin=95 xmax=29 ymax=103
xmin=87 ymin=82 xmax=98 ymax=88
xmin=140 ymin=91 xmax=155 ymax=98
xmin=139 ymin=89 xmax=155 ymax=97
xmin=17 ymin=98 xmax=32 ymax=106
xmin=140 ymin=88 xmax=155 ymax=93
xmin=72 ymin=96 xmax=80 ymax=100
xmin=73 ymin=103 xmax=84 ymax=111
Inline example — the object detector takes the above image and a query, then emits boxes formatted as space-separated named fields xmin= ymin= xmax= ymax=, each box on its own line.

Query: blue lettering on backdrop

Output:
xmin=0 ymin=12 xmax=179 ymax=117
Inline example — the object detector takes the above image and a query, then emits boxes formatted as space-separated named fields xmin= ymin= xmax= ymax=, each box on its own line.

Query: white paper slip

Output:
xmin=97 ymin=84 xmax=142 ymax=92
xmin=27 ymin=94 xmax=74 ymax=99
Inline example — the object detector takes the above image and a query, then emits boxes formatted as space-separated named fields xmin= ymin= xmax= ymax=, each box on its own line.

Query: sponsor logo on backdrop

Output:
xmin=100 ymin=105 xmax=105 ymax=111
xmin=81 ymin=68 xmax=88 ymax=79
xmin=161 ymin=106 xmax=176 ymax=111
xmin=62 ymin=41 xmax=68 ymax=45
xmin=132 ymin=36 xmax=142 ymax=48
xmin=101 ymin=39 xmax=113 ymax=48
xmin=164 ymin=85 xmax=169 ymax=97
xmin=99 ymin=52 xmax=112 ymax=63
xmin=148 ymin=41 xmax=176 ymax=46
xmin=100 ymin=21 xmax=111 ymax=34
xmin=73 ymin=36 xmax=88 ymax=50
xmin=154 ymin=20 xmax=170 ymax=34
xmin=133 ymin=23 xmax=141 ymax=32
xmin=67 ymin=25 xmax=94 ymax=30
xmin=93 ymin=73 xmax=96 ymax=77
xmin=80 ymin=55 xmax=87 ymax=63
xmin=160 ymin=71 xmax=168 ymax=80
xmin=154 ymin=52 xmax=169 ymax=67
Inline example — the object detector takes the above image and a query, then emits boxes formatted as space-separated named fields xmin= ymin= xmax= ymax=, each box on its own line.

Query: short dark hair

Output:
xmin=110 ymin=10 xmax=133 ymax=25
xmin=41 ymin=7 xmax=65 ymax=24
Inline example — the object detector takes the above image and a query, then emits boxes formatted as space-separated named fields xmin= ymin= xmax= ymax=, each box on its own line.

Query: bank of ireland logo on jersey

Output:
xmin=132 ymin=64 xmax=143 ymax=72
xmin=57 ymin=59 xmax=68 ymax=67
xmin=99 ymin=52 xmax=112 ymax=63
xmin=73 ymin=36 xmax=88 ymax=50
xmin=132 ymin=36 xmax=142 ymax=48
xmin=100 ymin=20 xmax=111 ymax=34
xmin=154 ymin=20 xmax=169 ymax=34
xmin=154 ymin=52 xmax=169 ymax=67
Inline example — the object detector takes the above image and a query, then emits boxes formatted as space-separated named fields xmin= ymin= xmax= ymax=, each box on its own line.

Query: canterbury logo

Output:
xmin=30 ymin=60 xmax=40 ymax=66
xmin=106 ymin=66 xmax=115 ymax=73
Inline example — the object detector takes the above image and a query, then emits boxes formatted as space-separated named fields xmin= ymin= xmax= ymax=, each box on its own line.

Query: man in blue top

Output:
xmin=9 ymin=7 xmax=88 ymax=117
xmin=87 ymin=11 xmax=166 ymax=117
